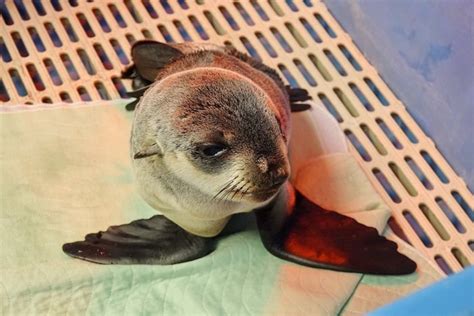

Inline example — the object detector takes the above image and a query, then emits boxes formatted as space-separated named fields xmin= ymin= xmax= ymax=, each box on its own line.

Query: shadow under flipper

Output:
xmin=218 ymin=212 xmax=256 ymax=237
xmin=62 ymin=215 xmax=215 ymax=265
xmin=255 ymin=186 xmax=417 ymax=275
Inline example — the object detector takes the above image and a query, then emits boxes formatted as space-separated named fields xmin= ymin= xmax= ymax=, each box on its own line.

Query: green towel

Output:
xmin=0 ymin=102 xmax=440 ymax=315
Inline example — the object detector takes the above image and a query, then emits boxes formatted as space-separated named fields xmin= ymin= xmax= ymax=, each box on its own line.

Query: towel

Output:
xmin=0 ymin=101 xmax=441 ymax=315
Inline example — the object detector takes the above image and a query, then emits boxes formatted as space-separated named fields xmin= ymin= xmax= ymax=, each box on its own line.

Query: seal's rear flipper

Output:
xmin=62 ymin=215 xmax=215 ymax=264
xmin=256 ymin=187 xmax=417 ymax=275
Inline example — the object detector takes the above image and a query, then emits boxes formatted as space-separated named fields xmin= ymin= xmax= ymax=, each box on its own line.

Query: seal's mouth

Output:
xmin=250 ymin=188 xmax=281 ymax=202
xmin=233 ymin=182 xmax=285 ymax=202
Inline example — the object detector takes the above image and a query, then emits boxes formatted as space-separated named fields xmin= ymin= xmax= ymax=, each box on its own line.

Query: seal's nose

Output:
xmin=256 ymin=156 xmax=289 ymax=187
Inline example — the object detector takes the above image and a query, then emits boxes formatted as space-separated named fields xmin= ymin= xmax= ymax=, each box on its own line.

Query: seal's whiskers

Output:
xmin=212 ymin=174 xmax=239 ymax=201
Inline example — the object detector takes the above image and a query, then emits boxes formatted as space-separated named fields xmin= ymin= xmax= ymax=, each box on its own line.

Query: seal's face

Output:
xmin=184 ymin=125 xmax=290 ymax=204
xmin=166 ymin=70 xmax=290 ymax=207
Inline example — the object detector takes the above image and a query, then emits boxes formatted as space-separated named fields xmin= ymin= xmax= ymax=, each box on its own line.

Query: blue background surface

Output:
xmin=325 ymin=0 xmax=474 ymax=191
xmin=369 ymin=266 xmax=474 ymax=315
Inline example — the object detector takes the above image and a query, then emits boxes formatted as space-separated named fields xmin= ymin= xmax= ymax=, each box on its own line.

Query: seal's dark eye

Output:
xmin=198 ymin=143 xmax=228 ymax=157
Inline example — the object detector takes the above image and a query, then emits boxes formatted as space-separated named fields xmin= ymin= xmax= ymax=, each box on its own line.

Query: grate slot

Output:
xmin=241 ymin=36 xmax=261 ymax=61
xmin=294 ymin=59 xmax=316 ymax=86
xmin=94 ymin=81 xmax=111 ymax=100
xmin=60 ymin=54 xmax=80 ymax=81
xmin=60 ymin=91 xmax=72 ymax=103
xmin=344 ymin=129 xmax=371 ymax=162
xmin=376 ymin=118 xmax=403 ymax=149
xmin=267 ymin=0 xmax=285 ymax=17
xmin=334 ymin=87 xmax=358 ymax=117
xmin=11 ymin=31 xmax=29 ymax=57
xmin=404 ymin=156 xmax=434 ymax=190
xmin=234 ymin=2 xmax=255 ymax=26
xmin=111 ymin=77 xmax=128 ymax=98
xmin=314 ymin=13 xmax=336 ymax=38
xmin=173 ymin=20 xmax=192 ymax=42
xmin=44 ymin=22 xmax=63 ymax=47
xmin=324 ymin=49 xmax=346 ymax=76
xmin=361 ymin=123 xmax=387 ymax=155
xmin=285 ymin=0 xmax=299 ymax=12
xmin=157 ymin=25 xmax=174 ymax=43
xmin=270 ymin=27 xmax=292 ymax=52
xmin=93 ymin=43 xmax=114 ymax=70
xmin=452 ymin=191 xmax=474 ymax=221
xmin=142 ymin=0 xmax=159 ymax=19
xmin=318 ymin=93 xmax=341 ymax=122
xmin=391 ymin=112 xmax=419 ymax=143
xmin=308 ymin=54 xmax=332 ymax=81
xmin=277 ymin=64 xmax=298 ymax=88
xmin=124 ymin=0 xmax=143 ymax=24
xmin=110 ymin=39 xmax=130 ymax=65
xmin=349 ymin=82 xmax=373 ymax=111
xmin=77 ymin=86 xmax=91 ymax=101
xmin=219 ymin=6 xmax=240 ymax=31
xmin=27 ymin=27 xmax=46 ymax=52
xmin=256 ymin=32 xmax=277 ymax=58
xmin=435 ymin=197 xmax=466 ymax=233
xmin=178 ymin=0 xmax=189 ymax=10
xmin=299 ymin=17 xmax=322 ymax=44
xmin=9 ymin=69 xmax=28 ymax=97
xmin=26 ymin=64 xmax=46 ymax=91
xmin=389 ymin=162 xmax=418 ymax=197
xmin=373 ymin=168 xmax=402 ymax=203
xmin=364 ymin=77 xmax=389 ymax=106
xmin=451 ymin=248 xmax=470 ymax=268
xmin=160 ymin=0 xmax=174 ymax=14
xmin=14 ymin=0 xmax=31 ymax=21
xmin=108 ymin=4 xmax=127 ymax=28
xmin=250 ymin=0 xmax=269 ymax=21
xmin=403 ymin=210 xmax=433 ymax=248
xmin=50 ymin=0 xmax=62 ymax=12
xmin=435 ymin=255 xmax=453 ymax=274
xmin=189 ymin=15 xmax=209 ymax=40
xmin=421 ymin=150 xmax=449 ymax=184
xmin=419 ymin=204 xmax=450 ymax=241
xmin=60 ymin=17 xmax=79 ymax=42
xmin=284 ymin=22 xmax=308 ymax=48
xmin=32 ymin=0 xmax=46 ymax=16
xmin=338 ymin=44 xmax=362 ymax=71
xmin=0 ymin=37 xmax=12 ymax=62
xmin=0 ymin=80 xmax=10 ymax=102
xmin=43 ymin=58 xmax=63 ymax=86
xmin=203 ymin=10 xmax=226 ymax=36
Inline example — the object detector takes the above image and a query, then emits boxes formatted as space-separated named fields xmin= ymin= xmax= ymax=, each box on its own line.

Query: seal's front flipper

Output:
xmin=63 ymin=215 xmax=215 ymax=265
xmin=256 ymin=187 xmax=417 ymax=275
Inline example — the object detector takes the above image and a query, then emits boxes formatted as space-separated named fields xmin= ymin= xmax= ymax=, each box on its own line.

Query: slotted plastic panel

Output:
xmin=1 ymin=0 xmax=472 ymax=274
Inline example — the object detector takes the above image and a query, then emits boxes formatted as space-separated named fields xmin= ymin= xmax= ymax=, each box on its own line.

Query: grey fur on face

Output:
xmin=130 ymin=43 xmax=291 ymax=236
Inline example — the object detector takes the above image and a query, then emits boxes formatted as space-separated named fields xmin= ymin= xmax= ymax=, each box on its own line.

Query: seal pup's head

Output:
xmin=129 ymin=41 xmax=291 ymax=235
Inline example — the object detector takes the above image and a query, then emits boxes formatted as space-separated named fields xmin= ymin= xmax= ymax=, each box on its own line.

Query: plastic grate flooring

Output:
xmin=0 ymin=0 xmax=472 ymax=274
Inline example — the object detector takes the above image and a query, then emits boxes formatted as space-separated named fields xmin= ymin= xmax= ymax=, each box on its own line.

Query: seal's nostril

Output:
xmin=256 ymin=157 xmax=268 ymax=173
xmin=276 ymin=167 xmax=287 ymax=177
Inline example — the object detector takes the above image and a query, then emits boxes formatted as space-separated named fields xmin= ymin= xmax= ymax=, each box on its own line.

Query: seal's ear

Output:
xmin=133 ymin=143 xmax=163 ymax=159
xmin=132 ymin=40 xmax=183 ymax=81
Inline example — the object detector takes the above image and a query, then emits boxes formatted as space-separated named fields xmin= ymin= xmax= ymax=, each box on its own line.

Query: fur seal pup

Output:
xmin=63 ymin=41 xmax=416 ymax=275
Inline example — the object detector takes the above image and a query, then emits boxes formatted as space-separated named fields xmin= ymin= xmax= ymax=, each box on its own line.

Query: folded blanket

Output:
xmin=0 ymin=101 xmax=441 ymax=315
